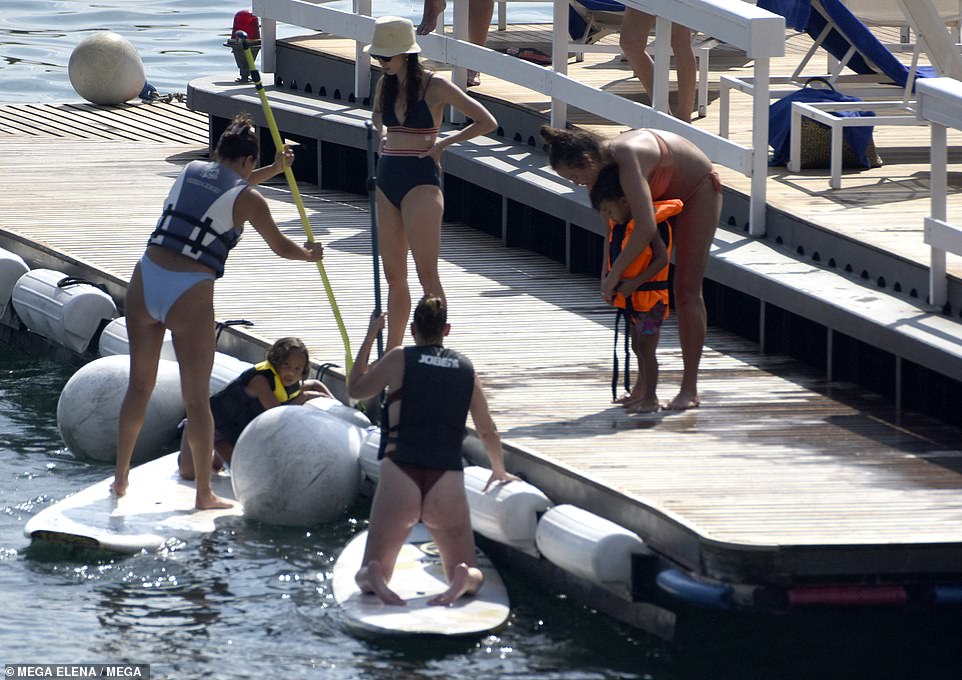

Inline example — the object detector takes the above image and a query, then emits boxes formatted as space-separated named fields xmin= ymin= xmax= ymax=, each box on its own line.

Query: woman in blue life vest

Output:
xmin=347 ymin=295 xmax=518 ymax=606
xmin=177 ymin=337 xmax=333 ymax=480
xmin=368 ymin=16 xmax=497 ymax=349
xmin=111 ymin=113 xmax=324 ymax=510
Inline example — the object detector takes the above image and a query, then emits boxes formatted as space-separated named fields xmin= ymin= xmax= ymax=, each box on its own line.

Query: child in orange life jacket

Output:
xmin=178 ymin=337 xmax=333 ymax=480
xmin=590 ymin=163 xmax=680 ymax=413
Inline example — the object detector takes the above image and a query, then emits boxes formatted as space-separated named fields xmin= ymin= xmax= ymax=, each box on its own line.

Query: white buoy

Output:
xmin=56 ymin=355 xmax=185 ymax=463
xmin=12 ymin=269 xmax=117 ymax=354
xmin=68 ymin=32 xmax=146 ymax=105
xmin=463 ymin=465 xmax=552 ymax=557
xmin=535 ymin=504 xmax=649 ymax=595
xmin=303 ymin=395 xmax=372 ymax=429
xmin=99 ymin=316 xmax=177 ymax=361
xmin=231 ymin=406 xmax=363 ymax=526
xmin=0 ymin=248 xmax=28 ymax=319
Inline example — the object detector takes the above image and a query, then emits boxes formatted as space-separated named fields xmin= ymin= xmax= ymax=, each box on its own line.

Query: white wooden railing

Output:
xmin=251 ymin=0 xmax=784 ymax=234
xmin=917 ymin=77 xmax=962 ymax=307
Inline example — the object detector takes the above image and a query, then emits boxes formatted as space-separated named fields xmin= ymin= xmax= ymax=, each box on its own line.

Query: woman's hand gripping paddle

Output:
xmin=236 ymin=32 xmax=353 ymax=374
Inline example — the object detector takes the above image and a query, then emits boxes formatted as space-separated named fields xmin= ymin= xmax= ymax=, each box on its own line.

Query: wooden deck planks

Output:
xmin=2 ymin=104 xmax=962 ymax=561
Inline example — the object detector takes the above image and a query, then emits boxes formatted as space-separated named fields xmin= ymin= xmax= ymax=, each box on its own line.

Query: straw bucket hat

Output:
xmin=365 ymin=16 xmax=421 ymax=57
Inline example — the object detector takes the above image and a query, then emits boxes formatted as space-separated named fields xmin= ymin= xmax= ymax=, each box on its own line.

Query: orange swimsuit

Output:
xmin=645 ymin=130 xmax=721 ymax=201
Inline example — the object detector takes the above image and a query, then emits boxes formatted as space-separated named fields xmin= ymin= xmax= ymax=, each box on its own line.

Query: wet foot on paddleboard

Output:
xmin=367 ymin=561 xmax=406 ymax=605
xmin=428 ymin=563 xmax=480 ymax=606
xmin=110 ymin=477 xmax=128 ymax=498
xmin=195 ymin=492 xmax=234 ymax=511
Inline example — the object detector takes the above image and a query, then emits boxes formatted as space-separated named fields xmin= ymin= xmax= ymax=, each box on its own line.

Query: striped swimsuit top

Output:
xmin=381 ymin=77 xmax=439 ymax=156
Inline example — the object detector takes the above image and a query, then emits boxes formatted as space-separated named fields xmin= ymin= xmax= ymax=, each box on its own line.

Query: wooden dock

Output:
xmin=3 ymin=96 xmax=962 ymax=595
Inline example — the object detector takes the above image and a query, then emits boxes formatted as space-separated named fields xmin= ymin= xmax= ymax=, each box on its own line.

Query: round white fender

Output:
xmin=0 ymin=248 xmax=28 ymax=319
xmin=99 ymin=317 xmax=176 ymax=361
xmin=535 ymin=504 xmax=649 ymax=595
xmin=68 ymin=32 xmax=146 ymax=105
xmin=12 ymin=269 xmax=117 ymax=354
xmin=230 ymin=406 xmax=363 ymax=526
xmin=56 ymin=355 xmax=185 ymax=463
xmin=303 ymin=395 xmax=372 ymax=429
xmin=463 ymin=465 xmax=552 ymax=557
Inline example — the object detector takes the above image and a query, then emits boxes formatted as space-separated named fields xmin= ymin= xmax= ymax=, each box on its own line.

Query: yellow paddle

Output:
xmin=236 ymin=31 xmax=352 ymax=375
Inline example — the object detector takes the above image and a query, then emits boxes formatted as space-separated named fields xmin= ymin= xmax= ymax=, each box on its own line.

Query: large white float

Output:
xmin=463 ymin=465 xmax=552 ymax=557
xmin=536 ymin=504 xmax=650 ymax=596
xmin=68 ymin=32 xmax=146 ymax=105
xmin=0 ymin=248 xmax=29 ymax=320
xmin=230 ymin=398 xmax=364 ymax=526
xmin=57 ymin=355 xmax=185 ymax=463
xmin=12 ymin=269 xmax=117 ymax=354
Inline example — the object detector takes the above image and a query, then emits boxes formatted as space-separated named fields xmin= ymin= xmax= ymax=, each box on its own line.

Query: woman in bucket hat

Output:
xmin=367 ymin=16 xmax=497 ymax=350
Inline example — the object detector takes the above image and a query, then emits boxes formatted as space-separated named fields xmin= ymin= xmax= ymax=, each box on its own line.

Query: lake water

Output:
xmin=0 ymin=0 xmax=553 ymax=103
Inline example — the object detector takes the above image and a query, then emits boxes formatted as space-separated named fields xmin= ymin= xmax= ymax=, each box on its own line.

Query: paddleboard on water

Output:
xmin=331 ymin=523 xmax=511 ymax=637
xmin=24 ymin=452 xmax=243 ymax=553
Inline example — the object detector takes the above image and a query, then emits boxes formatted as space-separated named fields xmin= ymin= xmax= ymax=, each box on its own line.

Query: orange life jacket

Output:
xmin=606 ymin=199 xmax=682 ymax=313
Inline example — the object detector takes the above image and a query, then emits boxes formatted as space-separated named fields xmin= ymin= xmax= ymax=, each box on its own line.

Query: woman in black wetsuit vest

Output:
xmin=347 ymin=295 xmax=517 ymax=606
xmin=367 ymin=16 xmax=496 ymax=349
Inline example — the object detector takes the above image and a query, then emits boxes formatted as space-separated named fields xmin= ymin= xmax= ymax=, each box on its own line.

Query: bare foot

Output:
xmin=466 ymin=70 xmax=480 ymax=87
xmin=195 ymin=491 xmax=234 ymax=511
xmin=664 ymin=391 xmax=700 ymax=411
xmin=416 ymin=0 xmax=446 ymax=35
xmin=625 ymin=398 xmax=660 ymax=414
xmin=363 ymin=561 xmax=406 ymax=606
xmin=428 ymin=563 xmax=482 ymax=606
xmin=110 ymin=477 xmax=128 ymax=498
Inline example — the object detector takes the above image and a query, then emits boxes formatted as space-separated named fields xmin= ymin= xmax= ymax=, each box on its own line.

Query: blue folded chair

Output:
xmin=568 ymin=0 xmax=624 ymax=45
xmin=757 ymin=0 xmax=937 ymax=89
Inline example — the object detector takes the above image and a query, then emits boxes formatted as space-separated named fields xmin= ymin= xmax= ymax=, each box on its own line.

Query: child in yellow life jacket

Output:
xmin=178 ymin=337 xmax=333 ymax=480
xmin=590 ymin=163 xmax=681 ymax=413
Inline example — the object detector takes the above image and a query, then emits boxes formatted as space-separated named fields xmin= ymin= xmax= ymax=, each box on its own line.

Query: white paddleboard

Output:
xmin=331 ymin=523 xmax=511 ymax=637
xmin=24 ymin=452 xmax=243 ymax=553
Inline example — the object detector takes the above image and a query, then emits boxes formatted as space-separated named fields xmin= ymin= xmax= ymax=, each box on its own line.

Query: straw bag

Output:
xmin=798 ymin=115 xmax=883 ymax=169
xmin=769 ymin=78 xmax=883 ymax=169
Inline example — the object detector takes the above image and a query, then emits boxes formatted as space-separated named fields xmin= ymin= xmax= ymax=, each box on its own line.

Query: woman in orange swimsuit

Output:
xmin=368 ymin=16 xmax=497 ymax=349
xmin=540 ymin=125 xmax=722 ymax=410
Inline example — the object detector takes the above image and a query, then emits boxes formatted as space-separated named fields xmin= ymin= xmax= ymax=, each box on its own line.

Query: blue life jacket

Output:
xmin=149 ymin=160 xmax=247 ymax=277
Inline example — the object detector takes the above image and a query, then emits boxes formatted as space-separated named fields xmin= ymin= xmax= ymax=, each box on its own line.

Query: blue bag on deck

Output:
xmin=769 ymin=79 xmax=880 ymax=168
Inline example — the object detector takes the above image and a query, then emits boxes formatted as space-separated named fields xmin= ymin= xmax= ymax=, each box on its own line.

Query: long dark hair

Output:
xmin=540 ymin=125 xmax=604 ymax=170
xmin=378 ymin=54 xmax=426 ymax=120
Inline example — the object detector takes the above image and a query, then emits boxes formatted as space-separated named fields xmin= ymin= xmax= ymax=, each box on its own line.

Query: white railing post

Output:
xmin=652 ymin=16 xmax=671 ymax=115
xmin=551 ymin=0 xmax=569 ymax=129
xmin=261 ymin=17 xmax=277 ymax=72
xmin=750 ymin=57 xmax=770 ymax=236
xmin=354 ymin=0 xmax=372 ymax=102
xmin=451 ymin=0 xmax=469 ymax=124
xmin=929 ymin=122 xmax=948 ymax=306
